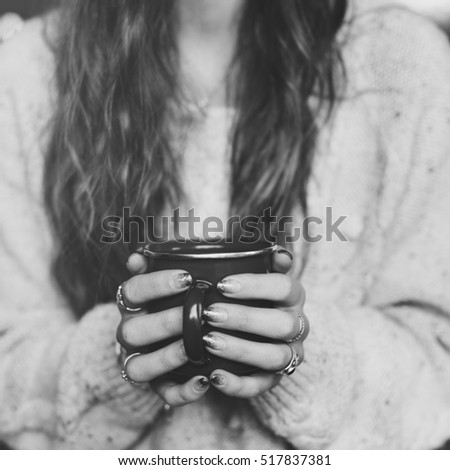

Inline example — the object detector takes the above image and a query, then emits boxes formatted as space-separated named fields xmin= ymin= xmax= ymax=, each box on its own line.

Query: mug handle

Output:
xmin=183 ymin=280 xmax=211 ymax=366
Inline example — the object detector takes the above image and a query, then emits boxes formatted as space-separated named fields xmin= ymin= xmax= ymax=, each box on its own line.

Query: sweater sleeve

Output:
xmin=0 ymin=18 xmax=163 ymax=449
xmin=250 ymin=9 xmax=450 ymax=449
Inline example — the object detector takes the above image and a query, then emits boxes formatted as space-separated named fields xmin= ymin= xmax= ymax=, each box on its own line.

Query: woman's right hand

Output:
xmin=116 ymin=254 xmax=211 ymax=407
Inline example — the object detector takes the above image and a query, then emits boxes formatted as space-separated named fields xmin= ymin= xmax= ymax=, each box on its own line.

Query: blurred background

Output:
xmin=0 ymin=0 xmax=450 ymax=33
xmin=0 ymin=0 xmax=51 ymax=19
xmin=383 ymin=0 xmax=450 ymax=31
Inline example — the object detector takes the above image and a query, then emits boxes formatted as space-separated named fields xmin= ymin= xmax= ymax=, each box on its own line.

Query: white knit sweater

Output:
xmin=1 ymin=5 xmax=450 ymax=449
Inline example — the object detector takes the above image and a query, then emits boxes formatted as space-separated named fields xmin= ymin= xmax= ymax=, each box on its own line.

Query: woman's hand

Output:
xmin=202 ymin=249 xmax=309 ymax=398
xmin=116 ymin=249 xmax=308 ymax=406
xmin=116 ymin=263 xmax=212 ymax=406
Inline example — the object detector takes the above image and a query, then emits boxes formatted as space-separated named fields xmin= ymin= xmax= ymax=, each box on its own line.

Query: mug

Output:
xmin=133 ymin=239 xmax=277 ymax=382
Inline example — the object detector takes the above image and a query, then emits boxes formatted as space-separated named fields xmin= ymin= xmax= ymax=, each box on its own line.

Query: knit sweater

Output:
xmin=1 ymin=5 xmax=450 ymax=450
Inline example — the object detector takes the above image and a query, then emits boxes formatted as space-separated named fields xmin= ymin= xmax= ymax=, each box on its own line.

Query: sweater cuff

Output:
xmin=250 ymin=302 xmax=356 ymax=449
xmin=56 ymin=303 xmax=163 ymax=449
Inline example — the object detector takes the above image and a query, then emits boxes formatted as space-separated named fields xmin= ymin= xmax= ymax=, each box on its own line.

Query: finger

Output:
xmin=125 ymin=339 xmax=188 ymax=383
xmin=152 ymin=376 xmax=210 ymax=407
xmin=127 ymin=253 xmax=148 ymax=275
xmin=117 ymin=307 xmax=183 ymax=348
xmin=209 ymin=369 xmax=281 ymax=398
xmin=203 ymin=304 xmax=308 ymax=342
xmin=272 ymin=249 xmax=293 ymax=274
xmin=203 ymin=333 xmax=304 ymax=371
xmin=217 ymin=273 xmax=304 ymax=307
xmin=122 ymin=270 xmax=192 ymax=307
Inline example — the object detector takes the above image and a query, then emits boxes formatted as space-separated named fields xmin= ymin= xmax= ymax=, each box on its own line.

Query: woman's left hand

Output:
xmin=202 ymin=249 xmax=309 ymax=398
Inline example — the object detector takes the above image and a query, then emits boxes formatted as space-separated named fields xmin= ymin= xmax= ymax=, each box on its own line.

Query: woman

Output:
xmin=1 ymin=0 xmax=450 ymax=450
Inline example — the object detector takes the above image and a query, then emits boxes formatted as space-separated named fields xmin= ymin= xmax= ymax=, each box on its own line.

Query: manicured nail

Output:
xmin=171 ymin=273 xmax=193 ymax=289
xmin=202 ymin=306 xmax=228 ymax=323
xmin=194 ymin=377 xmax=210 ymax=392
xmin=211 ymin=374 xmax=225 ymax=386
xmin=127 ymin=253 xmax=144 ymax=271
xmin=217 ymin=279 xmax=241 ymax=295
xmin=203 ymin=333 xmax=225 ymax=351
xmin=277 ymin=249 xmax=293 ymax=261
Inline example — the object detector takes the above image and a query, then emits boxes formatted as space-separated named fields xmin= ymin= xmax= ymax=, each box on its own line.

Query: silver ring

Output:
xmin=121 ymin=352 xmax=141 ymax=384
xmin=287 ymin=312 xmax=306 ymax=343
xmin=276 ymin=344 xmax=301 ymax=376
xmin=116 ymin=283 xmax=142 ymax=313
xmin=163 ymin=403 xmax=172 ymax=413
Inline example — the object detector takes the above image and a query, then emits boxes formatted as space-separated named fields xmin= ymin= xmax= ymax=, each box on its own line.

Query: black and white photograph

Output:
xmin=1 ymin=0 xmax=450 ymax=460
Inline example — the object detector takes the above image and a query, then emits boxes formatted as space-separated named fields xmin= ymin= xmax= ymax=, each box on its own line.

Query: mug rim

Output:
xmin=143 ymin=241 xmax=278 ymax=260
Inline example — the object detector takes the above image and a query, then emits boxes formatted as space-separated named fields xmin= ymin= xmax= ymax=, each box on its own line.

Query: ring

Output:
xmin=276 ymin=344 xmax=301 ymax=376
xmin=121 ymin=352 xmax=141 ymax=384
xmin=287 ymin=312 xmax=306 ymax=343
xmin=116 ymin=283 xmax=142 ymax=313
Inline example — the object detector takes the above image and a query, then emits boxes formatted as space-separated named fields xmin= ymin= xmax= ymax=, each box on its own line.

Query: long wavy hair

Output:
xmin=44 ymin=0 xmax=348 ymax=318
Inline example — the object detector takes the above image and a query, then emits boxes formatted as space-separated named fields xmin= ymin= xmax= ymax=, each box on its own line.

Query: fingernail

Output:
xmin=202 ymin=306 xmax=227 ymax=323
xmin=203 ymin=333 xmax=225 ymax=350
xmin=277 ymin=249 xmax=293 ymax=261
xmin=194 ymin=377 xmax=210 ymax=392
xmin=217 ymin=279 xmax=241 ymax=295
xmin=130 ymin=252 xmax=143 ymax=262
xmin=211 ymin=374 xmax=225 ymax=386
xmin=171 ymin=273 xmax=193 ymax=289
xmin=127 ymin=253 xmax=144 ymax=271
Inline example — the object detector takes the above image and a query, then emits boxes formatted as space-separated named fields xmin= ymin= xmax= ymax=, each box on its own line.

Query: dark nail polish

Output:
xmin=195 ymin=377 xmax=210 ymax=392
xmin=217 ymin=279 xmax=241 ymax=294
xmin=172 ymin=273 xmax=193 ymax=289
xmin=277 ymin=249 xmax=293 ymax=261
xmin=211 ymin=374 xmax=225 ymax=386
xmin=202 ymin=306 xmax=227 ymax=323
xmin=202 ymin=333 xmax=225 ymax=350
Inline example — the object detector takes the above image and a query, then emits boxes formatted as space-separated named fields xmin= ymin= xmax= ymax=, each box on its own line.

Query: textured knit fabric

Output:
xmin=1 ymin=4 xmax=450 ymax=450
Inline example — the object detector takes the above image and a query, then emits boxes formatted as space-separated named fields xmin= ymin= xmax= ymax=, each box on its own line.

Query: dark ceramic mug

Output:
xmin=132 ymin=240 xmax=277 ymax=382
